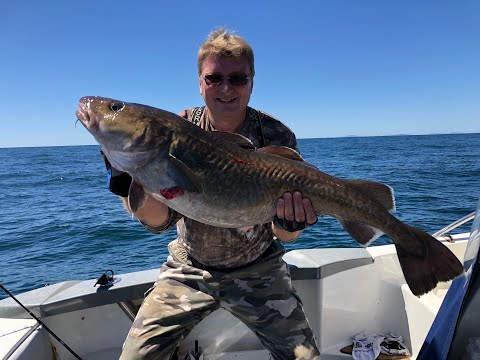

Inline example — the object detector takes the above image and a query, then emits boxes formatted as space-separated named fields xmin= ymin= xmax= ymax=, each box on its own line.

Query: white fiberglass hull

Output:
xmin=0 ymin=233 xmax=469 ymax=360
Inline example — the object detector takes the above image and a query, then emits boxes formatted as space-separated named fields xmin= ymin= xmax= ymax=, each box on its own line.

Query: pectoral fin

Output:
xmin=339 ymin=219 xmax=384 ymax=246
xmin=168 ymin=155 xmax=203 ymax=193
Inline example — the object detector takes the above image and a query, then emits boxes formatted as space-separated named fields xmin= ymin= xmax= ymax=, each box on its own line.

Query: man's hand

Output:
xmin=273 ymin=191 xmax=317 ymax=242
xmin=101 ymin=150 xmax=132 ymax=197
xmin=121 ymin=193 xmax=171 ymax=226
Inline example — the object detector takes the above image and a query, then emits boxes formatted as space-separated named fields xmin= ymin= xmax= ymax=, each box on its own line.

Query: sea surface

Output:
xmin=1 ymin=133 xmax=479 ymax=299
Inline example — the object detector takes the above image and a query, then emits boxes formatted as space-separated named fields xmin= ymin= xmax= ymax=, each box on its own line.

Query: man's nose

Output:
xmin=219 ymin=79 xmax=233 ymax=92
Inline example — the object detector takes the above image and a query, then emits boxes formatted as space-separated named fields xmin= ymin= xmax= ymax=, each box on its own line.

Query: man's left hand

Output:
xmin=273 ymin=191 xmax=317 ymax=242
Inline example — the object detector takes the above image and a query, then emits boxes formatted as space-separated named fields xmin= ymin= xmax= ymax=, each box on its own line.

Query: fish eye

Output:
xmin=110 ymin=102 xmax=124 ymax=112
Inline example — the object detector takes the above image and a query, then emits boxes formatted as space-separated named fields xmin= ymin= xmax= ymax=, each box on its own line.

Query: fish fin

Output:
xmin=344 ymin=180 xmax=396 ymax=212
xmin=213 ymin=132 xmax=256 ymax=149
xmin=128 ymin=181 xmax=147 ymax=213
xmin=258 ymin=146 xmax=320 ymax=170
xmin=395 ymin=225 xmax=464 ymax=296
xmin=168 ymin=155 xmax=203 ymax=193
xmin=339 ymin=220 xmax=384 ymax=246
xmin=103 ymin=148 xmax=156 ymax=172
xmin=258 ymin=146 xmax=305 ymax=161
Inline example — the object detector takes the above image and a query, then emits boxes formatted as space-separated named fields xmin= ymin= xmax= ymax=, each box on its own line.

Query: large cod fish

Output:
xmin=76 ymin=96 xmax=463 ymax=296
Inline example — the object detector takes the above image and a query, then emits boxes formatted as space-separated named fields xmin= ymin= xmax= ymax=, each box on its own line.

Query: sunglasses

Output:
xmin=203 ymin=74 xmax=252 ymax=86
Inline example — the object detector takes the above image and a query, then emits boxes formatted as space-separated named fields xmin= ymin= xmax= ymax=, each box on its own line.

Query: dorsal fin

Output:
xmin=213 ymin=132 xmax=256 ymax=149
xmin=343 ymin=179 xmax=396 ymax=211
xmin=257 ymin=145 xmax=304 ymax=161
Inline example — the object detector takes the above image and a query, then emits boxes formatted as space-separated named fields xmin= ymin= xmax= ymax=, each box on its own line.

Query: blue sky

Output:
xmin=1 ymin=0 xmax=478 ymax=147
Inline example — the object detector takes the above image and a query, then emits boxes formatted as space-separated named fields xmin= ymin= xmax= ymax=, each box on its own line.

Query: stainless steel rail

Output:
xmin=433 ymin=211 xmax=476 ymax=239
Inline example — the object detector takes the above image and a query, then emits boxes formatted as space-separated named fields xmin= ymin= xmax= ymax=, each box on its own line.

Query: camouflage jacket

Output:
xmin=142 ymin=106 xmax=299 ymax=269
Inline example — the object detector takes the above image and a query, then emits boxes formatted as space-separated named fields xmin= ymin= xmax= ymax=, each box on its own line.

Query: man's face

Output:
xmin=199 ymin=55 xmax=253 ymax=120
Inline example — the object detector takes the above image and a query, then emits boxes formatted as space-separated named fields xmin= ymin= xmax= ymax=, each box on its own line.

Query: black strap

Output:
xmin=191 ymin=106 xmax=205 ymax=126
xmin=248 ymin=107 xmax=266 ymax=148
xmin=190 ymin=106 xmax=266 ymax=148
xmin=255 ymin=113 xmax=266 ymax=148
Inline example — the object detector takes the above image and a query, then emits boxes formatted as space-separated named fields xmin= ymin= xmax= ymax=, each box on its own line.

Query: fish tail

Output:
xmin=394 ymin=225 xmax=464 ymax=296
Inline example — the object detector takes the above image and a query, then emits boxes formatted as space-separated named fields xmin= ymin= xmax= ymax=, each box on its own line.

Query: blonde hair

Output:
xmin=198 ymin=27 xmax=255 ymax=77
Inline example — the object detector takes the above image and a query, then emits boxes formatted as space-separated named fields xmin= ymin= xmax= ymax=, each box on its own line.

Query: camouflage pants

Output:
xmin=120 ymin=241 xmax=319 ymax=360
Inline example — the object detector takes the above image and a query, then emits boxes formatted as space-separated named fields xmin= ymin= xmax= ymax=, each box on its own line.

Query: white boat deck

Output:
xmin=0 ymin=233 xmax=469 ymax=360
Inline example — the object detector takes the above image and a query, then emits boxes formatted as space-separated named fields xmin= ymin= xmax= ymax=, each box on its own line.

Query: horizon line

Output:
xmin=1 ymin=131 xmax=479 ymax=150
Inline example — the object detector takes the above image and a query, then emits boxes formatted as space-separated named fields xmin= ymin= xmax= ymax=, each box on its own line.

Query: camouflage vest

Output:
xmin=165 ymin=106 xmax=299 ymax=269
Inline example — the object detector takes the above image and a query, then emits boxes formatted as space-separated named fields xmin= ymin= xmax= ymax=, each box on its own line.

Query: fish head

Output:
xmin=76 ymin=96 xmax=174 ymax=172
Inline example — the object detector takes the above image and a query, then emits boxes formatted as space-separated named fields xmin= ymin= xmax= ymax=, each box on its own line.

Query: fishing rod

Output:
xmin=0 ymin=283 xmax=83 ymax=360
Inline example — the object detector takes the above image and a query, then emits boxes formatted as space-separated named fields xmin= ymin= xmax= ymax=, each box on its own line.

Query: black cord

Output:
xmin=0 ymin=284 xmax=83 ymax=360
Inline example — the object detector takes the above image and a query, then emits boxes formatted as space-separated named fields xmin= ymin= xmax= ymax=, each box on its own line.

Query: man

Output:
xmin=115 ymin=28 xmax=320 ymax=360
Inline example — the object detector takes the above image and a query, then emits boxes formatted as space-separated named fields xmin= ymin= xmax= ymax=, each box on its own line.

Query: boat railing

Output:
xmin=433 ymin=211 xmax=476 ymax=241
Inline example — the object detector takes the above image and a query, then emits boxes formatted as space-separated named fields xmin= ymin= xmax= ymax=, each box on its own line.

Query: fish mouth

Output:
xmin=76 ymin=97 xmax=99 ymax=132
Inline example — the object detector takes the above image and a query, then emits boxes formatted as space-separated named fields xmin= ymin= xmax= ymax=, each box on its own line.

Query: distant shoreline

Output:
xmin=299 ymin=132 xmax=480 ymax=141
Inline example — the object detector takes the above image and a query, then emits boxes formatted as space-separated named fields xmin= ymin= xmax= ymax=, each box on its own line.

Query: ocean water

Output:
xmin=1 ymin=133 xmax=479 ymax=299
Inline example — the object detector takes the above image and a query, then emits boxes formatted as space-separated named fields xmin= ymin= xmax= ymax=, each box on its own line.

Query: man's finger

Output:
xmin=283 ymin=192 xmax=294 ymax=221
xmin=293 ymin=191 xmax=306 ymax=223
xmin=276 ymin=198 xmax=285 ymax=219
xmin=303 ymin=198 xmax=317 ymax=225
